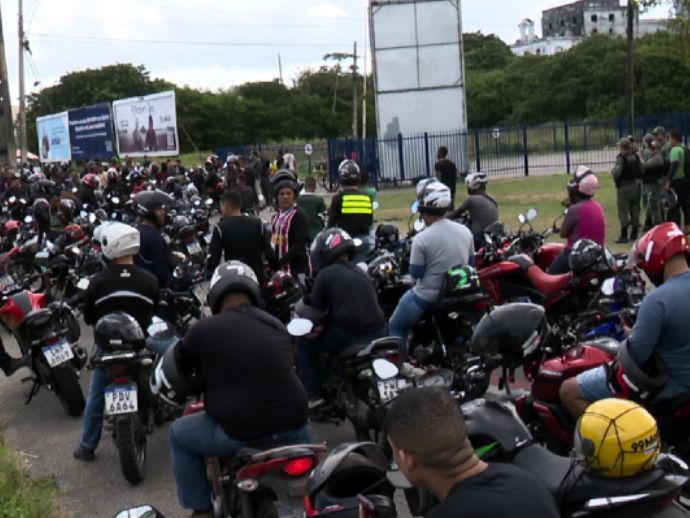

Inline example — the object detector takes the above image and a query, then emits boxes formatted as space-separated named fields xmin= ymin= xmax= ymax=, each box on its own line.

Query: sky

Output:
xmin=0 ymin=0 xmax=675 ymax=103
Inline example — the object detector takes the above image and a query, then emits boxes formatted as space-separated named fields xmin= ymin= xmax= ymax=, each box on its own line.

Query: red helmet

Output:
xmin=65 ymin=223 xmax=86 ymax=243
xmin=81 ymin=173 xmax=99 ymax=189
xmin=632 ymin=222 xmax=689 ymax=277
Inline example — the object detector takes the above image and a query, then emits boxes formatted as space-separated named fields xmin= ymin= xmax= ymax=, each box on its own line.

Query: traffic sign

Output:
xmin=492 ymin=128 xmax=501 ymax=140
xmin=304 ymin=143 xmax=313 ymax=156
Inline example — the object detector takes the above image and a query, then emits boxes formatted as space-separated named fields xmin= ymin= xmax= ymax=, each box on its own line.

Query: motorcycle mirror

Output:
xmin=413 ymin=219 xmax=425 ymax=232
xmin=76 ymin=277 xmax=89 ymax=290
xmin=386 ymin=461 xmax=413 ymax=489
xmin=484 ymin=233 xmax=493 ymax=245
xmin=112 ymin=197 xmax=120 ymax=205
xmin=372 ymin=358 xmax=399 ymax=380
xmin=89 ymin=213 xmax=97 ymax=224
xmin=410 ymin=200 xmax=419 ymax=214
xmin=23 ymin=215 xmax=33 ymax=224
xmin=8 ymin=196 xmax=15 ymax=203
xmin=517 ymin=213 xmax=526 ymax=224
xmin=113 ymin=505 xmax=166 ymax=518
xmin=526 ymin=208 xmax=538 ymax=221
xmin=373 ymin=201 xmax=380 ymax=210
xmin=287 ymin=318 xmax=314 ymax=337
xmin=601 ymin=278 xmax=616 ymax=296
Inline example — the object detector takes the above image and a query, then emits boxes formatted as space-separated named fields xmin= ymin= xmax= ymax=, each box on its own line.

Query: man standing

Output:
xmin=653 ymin=126 xmax=672 ymax=159
xmin=612 ymin=138 xmax=643 ymax=244
xmin=665 ymin=130 xmax=690 ymax=232
xmin=297 ymin=176 xmax=327 ymax=241
xmin=434 ymin=146 xmax=458 ymax=210
xmin=642 ymin=141 xmax=667 ymax=229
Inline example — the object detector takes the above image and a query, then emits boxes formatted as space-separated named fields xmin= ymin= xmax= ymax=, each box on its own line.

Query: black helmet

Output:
xmin=606 ymin=340 xmax=668 ymax=404
xmin=660 ymin=189 xmax=678 ymax=212
xmin=150 ymin=342 xmax=203 ymax=406
xmin=311 ymin=228 xmax=356 ymax=267
xmin=207 ymin=260 xmax=261 ymax=314
xmin=471 ymin=303 xmax=545 ymax=368
xmin=173 ymin=215 xmax=191 ymax=232
xmin=32 ymin=179 xmax=57 ymax=198
xmin=94 ymin=312 xmax=146 ymax=353
xmin=568 ymin=239 xmax=605 ymax=275
xmin=375 ymin=223 xmax=399 ymax=247
xmin=338 ymin=160 xmax=361 ymax=186
xmin=440 ymin=265 xmax=481 ymax=299
xmin=271 ymin=169 xmax=299 ymax=199
xmin=133 ymin=189 xmax=173 ymax=220
xmin=32 ymin=198 xmax=51 ymax=226
xmin=305 ymin=442 xmax=394 ymax=518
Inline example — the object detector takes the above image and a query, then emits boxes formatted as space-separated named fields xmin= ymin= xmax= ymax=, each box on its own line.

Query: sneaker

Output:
xmin=73 ymin=446 xmax=95 ymax=462
xmin=2 ymin=355 xmax=29 ymax=376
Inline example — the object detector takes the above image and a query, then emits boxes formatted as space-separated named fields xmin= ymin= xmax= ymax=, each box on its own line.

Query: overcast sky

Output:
xmin=0 ymin=0 xmax=674 ymax=104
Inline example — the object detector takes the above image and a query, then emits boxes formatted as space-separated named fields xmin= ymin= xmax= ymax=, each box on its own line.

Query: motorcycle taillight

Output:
xmin=236 ymin=458 xmax=287 ymax=480
xmin=109 ymin=364 xmax=128 ymax=382
xmin=383 ymin=351 xmax=401 ymax=366
xmin=282 ymin=456 xmax=314 ymax=477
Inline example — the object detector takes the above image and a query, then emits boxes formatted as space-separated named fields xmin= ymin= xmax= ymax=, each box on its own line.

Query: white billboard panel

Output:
xmin=112 ymin=91 xmax=179 ymax=158
xmin=36 ymin=112 xmax=71 ymax=163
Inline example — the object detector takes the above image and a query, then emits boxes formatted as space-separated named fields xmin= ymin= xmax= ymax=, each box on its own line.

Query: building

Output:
xmin=511 ymin=0 xmax=669 ymax=56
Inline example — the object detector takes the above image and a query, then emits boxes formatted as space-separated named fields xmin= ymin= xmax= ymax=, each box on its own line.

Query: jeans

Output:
xmin=79 ymin=335 xmax=177 ymax=450
xmin=388 ymin=289 xmax=432 ymax=357
xmin=170 ymin=412 xmax=312 ymax=510
xmin=297 ymin=324 xmax=387 ymax=397
xmin=547 ymin=249 xmax=571 ymax=275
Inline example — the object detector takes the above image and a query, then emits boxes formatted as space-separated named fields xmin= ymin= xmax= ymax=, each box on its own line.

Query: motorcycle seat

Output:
xmin=336 ymin=342 xmax=370 ymax=360
xmin=21 ymin=308 xmax=52 ymax=327
xmin=525 ymin=266 xmax=572 ymax=296
xmin=513 ymin=443 xmax=665 ymax=506
xmin=337 ymin=337 xmax=403 ymax=361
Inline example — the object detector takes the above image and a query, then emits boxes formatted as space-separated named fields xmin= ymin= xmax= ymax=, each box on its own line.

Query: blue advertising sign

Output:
xmin=36 ymin=111 xmax=71 ymax=163
xmin=68 ymin=103 xmax=115 ymax=161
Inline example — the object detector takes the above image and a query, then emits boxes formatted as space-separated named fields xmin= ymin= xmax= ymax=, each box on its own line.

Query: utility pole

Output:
xmin=18 ymin=0 xmax=27 ymax=163
xmin=351 ymin=41 xmax=357 ymax=138
xmin=626 ymin=0 xmax=635 ymax=137
xmin=277 ymin=53 xmax=284 ymax=85
xmin=0 ymin=2 xmax=16 ymax=166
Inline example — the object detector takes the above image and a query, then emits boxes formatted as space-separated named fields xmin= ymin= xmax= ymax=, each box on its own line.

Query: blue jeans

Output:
xmin=297 ymin=325 xmax=387 ymax=397
xmin=79 ymin=335 xmax=177 ymax=450
xmin=170 ymin=412 xmax=312 ymax=510
xmin=388 ymin=289 xmax=432 ymax=357
xmin=547 ymin=249 xmax=571 ymax=275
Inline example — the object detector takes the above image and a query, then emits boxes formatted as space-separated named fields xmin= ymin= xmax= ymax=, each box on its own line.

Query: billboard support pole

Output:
xmin=179 ymin=121 xmax=199 ymax=153
xmin=17 ymin=0 xmax=27 ymax=163
xmin=0 ymin=2 xmax=16 ymax=166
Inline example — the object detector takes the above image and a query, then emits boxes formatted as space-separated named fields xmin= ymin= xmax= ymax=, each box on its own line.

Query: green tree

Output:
xmin=463 ymin=32 xmax=514 ymax=71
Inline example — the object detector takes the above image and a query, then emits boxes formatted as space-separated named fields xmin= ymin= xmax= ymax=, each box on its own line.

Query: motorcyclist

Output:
xmin=384 ymin=387 xmax=559 ymax=518
xmin=389 ymin=180 xmax=474 ymax=352
xmin=271 ymin=170 xmax=311 ymax=277
xmin=547 ymin=166 xmax=606 ymax=275
xmin=297 ymin=228 xmax=387 ymax=408
xmin=560 ymin=222 xmax=690 ymax=419
xmin=72 ymin=223 xmax=161 ymax=461
xmin=327 ymin=160 xmax=374 ymax=263
xmin=133 ymin=189 xmax=174 ymax=288
xmin=449 ymin=173 xmax=498 ymax=249
xmin=168 ymin=261 xmax=311 ymax=517
xmin=78 ymin=173 xmax=99 ymax=209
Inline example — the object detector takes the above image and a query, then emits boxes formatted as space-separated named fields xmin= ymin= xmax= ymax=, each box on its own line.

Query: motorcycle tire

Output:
xmin=115 ymin=414 xmax=147 ymax=485
xmin=51 ymin=364 xmax=85 ymax=416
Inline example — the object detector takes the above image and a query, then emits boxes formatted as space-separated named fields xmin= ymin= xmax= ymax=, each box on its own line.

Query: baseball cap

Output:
xmin=618 ymin=137 xmax=632 ymax=147
xmin=652 ymin=126 xmax=666 ymax=135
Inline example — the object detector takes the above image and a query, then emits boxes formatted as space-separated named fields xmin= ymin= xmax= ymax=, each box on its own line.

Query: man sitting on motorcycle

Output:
xmin=548 ymin=166 xmax=606 ymax=275
xmin=168 ymin=261 xmax=311 ymax=518
xmin=449 ymin=172 xmax=498 ymax=250
xmin=561 ymin=222 xmax=690 ymax=419
xmin=389 ymin=180 xmax=474 ymax=353
xmin=297 ymin=228 xmax=387 ymax=409
xmin=73 ymin=223 xmax=161 ymax=461
xmin=384 ymin=387 xmax=559 ymax=518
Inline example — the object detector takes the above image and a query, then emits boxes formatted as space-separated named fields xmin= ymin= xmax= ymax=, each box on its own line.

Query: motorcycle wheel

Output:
xmin=51 ymin=364 xmax=85 ymax=416
xmin=115 ymin=414 xmax=147 ymax=485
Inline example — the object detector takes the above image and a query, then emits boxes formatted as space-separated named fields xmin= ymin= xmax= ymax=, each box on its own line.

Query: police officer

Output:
xmin=612 ymin=137 xmax=643 ymax=244
xmin=642 ymin=141 xmax=667 ymax=229
xmin=327 ymin=160 xmax=374 ymax=263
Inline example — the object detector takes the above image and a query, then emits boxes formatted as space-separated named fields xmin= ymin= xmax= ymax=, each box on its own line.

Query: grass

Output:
xmin=0 ymin=426 xmax=60 ymax=518
xmin=375 ymin=171 xmax=632 ymax=254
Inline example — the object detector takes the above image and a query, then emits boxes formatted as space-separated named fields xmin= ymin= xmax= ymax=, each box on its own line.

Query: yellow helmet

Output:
xmin=574 ymin=398 xmax=659 ymax=478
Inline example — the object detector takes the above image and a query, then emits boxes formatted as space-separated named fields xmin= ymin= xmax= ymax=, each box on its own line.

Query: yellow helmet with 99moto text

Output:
xmin=574 ymin=398 xmax=659 ymax=478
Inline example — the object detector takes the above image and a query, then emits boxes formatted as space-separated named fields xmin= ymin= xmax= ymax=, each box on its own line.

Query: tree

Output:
xmin=463 ymin=32 xmax=514 ymax=71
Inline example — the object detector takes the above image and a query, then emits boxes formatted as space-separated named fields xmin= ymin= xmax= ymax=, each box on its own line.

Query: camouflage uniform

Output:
xmin=612 ymin=139 xmax=643 ymax=243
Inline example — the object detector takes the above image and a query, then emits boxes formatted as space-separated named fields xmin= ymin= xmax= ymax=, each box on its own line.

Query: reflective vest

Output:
xmin=341 ymin=193 xmax=373 ymax=215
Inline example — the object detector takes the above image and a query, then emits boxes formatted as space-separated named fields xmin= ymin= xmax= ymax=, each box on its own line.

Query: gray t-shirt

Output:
xmin=410 ymin=218 xmax=474 ymax=303
xmin=453 ymin=194 xmax=499 ymax=245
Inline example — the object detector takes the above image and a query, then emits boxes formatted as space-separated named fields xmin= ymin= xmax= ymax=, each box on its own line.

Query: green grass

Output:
xmin=375 ymin=171 xmax=631 ymax=254
xmin=0 ymin=428 xmax=60 ymax=518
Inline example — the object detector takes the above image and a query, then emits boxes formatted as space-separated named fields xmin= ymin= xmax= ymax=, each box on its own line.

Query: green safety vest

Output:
xmin=341 ymin=193 xmax=373 ymax=215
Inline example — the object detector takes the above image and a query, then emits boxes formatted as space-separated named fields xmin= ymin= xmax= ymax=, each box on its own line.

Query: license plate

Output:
xmin=104 ymin=385 xmax=138 ymax=415
xmin=41 ymin=340 xmax=74 ymax=367
xmin=187 ymin=241 xmax=202 ymax=255
xmin=377 ymin=378 xmax=409 ymax=403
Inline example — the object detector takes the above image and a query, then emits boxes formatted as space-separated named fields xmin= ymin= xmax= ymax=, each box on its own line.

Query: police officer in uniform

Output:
xmin=642 ymin=141 xmax=668 ymax=229
xmin=612 ymin=138 xmax=643 ymax=244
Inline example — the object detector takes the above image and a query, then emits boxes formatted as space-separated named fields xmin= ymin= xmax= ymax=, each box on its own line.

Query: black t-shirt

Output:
xmin=180 ymin=304 xmax=308 ymax=440
xmin=426 ymin=464 xmax=559 ymax=518
xmin=311 ymin=261 xmax=385 ymax=334
xmin=435 ymin=159 xmax=458 ymax=193
xmin=83 ymin=264 xmax=159 ymax=330
xmin=135 ymin=224 xmax=173 ymax=288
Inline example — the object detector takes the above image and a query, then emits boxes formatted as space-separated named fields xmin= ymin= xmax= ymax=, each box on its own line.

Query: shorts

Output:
xmin=576 ymin=365 xmax=614 ymax=402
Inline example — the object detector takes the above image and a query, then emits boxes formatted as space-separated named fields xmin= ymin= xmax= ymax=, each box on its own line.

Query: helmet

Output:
xmin=605 ymin=340 xmax=668 ymax=403
xmin=568 ymin=239 xmax=605 ymax=274
xmin=32 ymin=179 xmax=56 ymax=198
xmin=305 ymin=442 xmax=394 ymax=518
xmin=150 ymin=342 xmax=203 ymax=406
xmin=208 ymin=260 xmax=261 ymax=314
xmin=133 ymin=190 xmax=173 ymax=220
xmin=465 ymin=172 xmax=488 ymax=191
xmin=94 ymin=312 xmax=145 ymax=353
xmin=272 ymin=169 xmax=299 ymax=198
xmin=99 ymin=222 xmax=140 ymax=260
xmin=58 ymin=198 xmax=76 ymax=218
xmin=471 ymin=303 xmax=545 ymax=367
xmin=265 ymin=271 xmax=302 ymax=306
xmin=64 ymin=223 xmax=85 ymax=243
xmin=659 ymin=189 xmax=678 ymax=212
xmin=107 ymin=168 xmax=120 ymax=182
xmin=32 ymin=198 xmax=51 ymax=225
xmin=375 ymin=223 xmax=399 ymax=247
xmin=567 ymin=165 xmax=598 ymax=197
xmin=338 ymin=160 xmax=361 ymax=186
xmin=440 ymin=265 xmax=481 ymax=298
xmin=81 ymin=173 xmax=99 ymax=189
xmin=127 ymin=170 xmax=142 ymax=183
xmin=574 ymin=398 xmax=660 ymax=478
xmin=311 ymin=228 xmax=356 ymax=267
xmin=417 ymin=180 xmax=451 ymax=214
xmin=631 ymin=222 xmax=689 ymax=279
xmin=173 ymin=215 xmax=191 ymax=232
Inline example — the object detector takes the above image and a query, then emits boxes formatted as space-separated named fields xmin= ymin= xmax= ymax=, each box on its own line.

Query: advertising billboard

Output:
xmin=36 ymin=111 xmax=71 ymax=163
xmin=112 ymin=91 xmax=179 ymax=158
xmin=68 ymin=103 xmax=115 ymax=161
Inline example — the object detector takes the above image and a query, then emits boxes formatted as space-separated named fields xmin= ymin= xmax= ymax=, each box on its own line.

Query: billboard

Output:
xmin=112 ymin=91 xmax=179 ymax=157
xmin=36 ymin=112 xmax=71 ymax=163
xmin=370 ymin=0 xmax=469 ymax=176
xmin=68 ymin=103 xmax=116 ymax=161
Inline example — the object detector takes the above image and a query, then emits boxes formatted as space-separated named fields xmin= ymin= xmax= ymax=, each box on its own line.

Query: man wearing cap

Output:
xmin=642 ymin=141 xmax=667 ymax=229
xmin=612 ymin=138 xmax=643 ymax=243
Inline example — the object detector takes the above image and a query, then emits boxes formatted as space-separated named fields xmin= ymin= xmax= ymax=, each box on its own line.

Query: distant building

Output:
xmin=511 ymin=0 xmax=669 ymax=56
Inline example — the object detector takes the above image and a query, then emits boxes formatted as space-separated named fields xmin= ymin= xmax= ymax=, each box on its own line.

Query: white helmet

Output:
xmin=418 ymin=180 xmax=451 ymax=213
xmin=100 ymin=222 xmax=140 ymax=260
xmin=184 ymin=183 xmax=199 ymax=198
xmin=465 ymin=172 xmax=488 ymax=191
